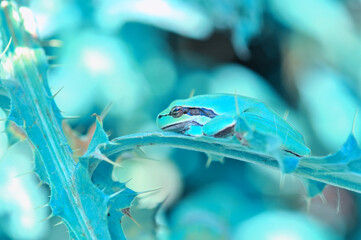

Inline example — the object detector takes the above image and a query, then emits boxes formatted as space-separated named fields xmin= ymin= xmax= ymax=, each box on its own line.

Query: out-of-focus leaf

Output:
xmin=269 ymin=0 xmax=361 ymax=83
xmin=233 ymin=211 xmax=341 ymax=240
xmin=51 ymin=31 xmax=150 ymax=117
xmin=96 ymin=0 xmax=213 ymax=39
xmin=30 ymin=0 xmax=81 ymax=38
xmin=169 ymin=182 xmax=258 ymax=240
xmin=113 ymin=156 xmax=182 ymax=209
xmin=296 ymin=67 xmax=360 ymax=152
xmin=208 ymin=64 xmax=287 ymax=114
xmin=0 ymin=142 xmax=49 ymax=240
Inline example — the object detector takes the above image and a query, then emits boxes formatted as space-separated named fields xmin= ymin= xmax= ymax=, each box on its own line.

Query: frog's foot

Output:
xmin=235 ymin=132 xmax=249 ymax=147
xmin=183 ymin=125 xmax=203 ymax=137
xmin=205 ymin=153 xmax=224 ymax=168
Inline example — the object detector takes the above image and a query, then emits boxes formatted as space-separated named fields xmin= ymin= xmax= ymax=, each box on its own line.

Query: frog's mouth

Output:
xmin=162 ymin=120 xmax=202 ymax=132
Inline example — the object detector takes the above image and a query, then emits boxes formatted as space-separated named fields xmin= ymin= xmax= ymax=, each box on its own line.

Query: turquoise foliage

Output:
xmin=0 ymin=2 xmax=136 ymax=239
xmin=101 ymin=129 xmax=361 ymax=195
xmin=2 ymin=0 xmax=361 ymax=239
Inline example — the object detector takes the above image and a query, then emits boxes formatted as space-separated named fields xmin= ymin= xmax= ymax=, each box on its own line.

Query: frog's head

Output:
xmin=157 ymin=100 xmax=195 ymax=133
xmin=157 ymin=99 xmax=214 ymax=133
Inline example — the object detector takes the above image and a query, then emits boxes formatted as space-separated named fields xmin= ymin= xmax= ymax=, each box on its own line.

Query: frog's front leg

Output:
xmin=235 ymin=132 xmax=249 ymax=146
xmin=202 ymin=115 xmax=236 ymax=138
xmin=234 ymin=115 xmax=251 ymax=146
xmin=183 ymin=125 xmax=203 ymax=137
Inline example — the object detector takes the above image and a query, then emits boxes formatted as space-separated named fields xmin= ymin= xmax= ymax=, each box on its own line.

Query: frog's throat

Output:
xmin=162 ymin=120 xmax=202 ymax=131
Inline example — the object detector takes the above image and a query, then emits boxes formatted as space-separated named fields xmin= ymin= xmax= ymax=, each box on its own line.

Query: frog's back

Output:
xmin=176 ymin=94 xmax=306 ymax=145
xmin=176 ymin=94 xmax=287 ymax=125
xmin=175 ymin=94 xmax=258 ymax=114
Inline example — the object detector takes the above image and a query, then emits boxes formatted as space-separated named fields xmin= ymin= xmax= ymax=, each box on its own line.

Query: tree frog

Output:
xmin=157 ymin=94 xmax=310 ymax=157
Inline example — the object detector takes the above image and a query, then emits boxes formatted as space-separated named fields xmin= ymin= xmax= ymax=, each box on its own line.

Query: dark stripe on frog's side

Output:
xmin=158 ymin=107 xmax=218 ymax=119
xmin=183 ymin=107 xmax=218 ymax=118
xmin=283 ymin=149 xmax=302 ymax=157
xmin=161 ymin=120 xmax=202 ymax=131
xmin=203 ymin=123 xmax=236 ymax=138
xmin=213 ymin=124 xmax=235 ymax=138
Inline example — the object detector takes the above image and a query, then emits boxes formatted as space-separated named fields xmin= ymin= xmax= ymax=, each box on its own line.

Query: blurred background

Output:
xmin=1 ymin=0 xmax=361 ymax=239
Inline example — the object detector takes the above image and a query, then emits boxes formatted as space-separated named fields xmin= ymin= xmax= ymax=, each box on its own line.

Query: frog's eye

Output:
xmin=170 ymin=106 xmax=184 ymax=118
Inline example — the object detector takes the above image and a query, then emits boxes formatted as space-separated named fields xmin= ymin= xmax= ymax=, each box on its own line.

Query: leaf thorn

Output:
xmin=38 ymin=214 xmax=53 ymax=224
xmin=120 ymin=208 xmax=141 ymax=228
xmin=0 ymin=36 xmax=12 ymax=59
xmin=54 ymin=221 xmax=64 ymax=227
xmin=100 ymin=102 xmax=114 ymax=121
xmin=51 ymin=86 xmax=64 ymax=99
xmin=319 ymin=192 xmax=328 ymax=206
xmin=41 ymin=39 xmax=62 ymax=47
xmin=37 ymin=181 xmax=44 ymax=188
xmin=188 ymin=89 xmax=195 ymax=98
xmin=14 ymin=171 xmax=34 ymax=178
xmin=49 ymin=64 xmax=64 ymax=69
xmin=34 ymin=203 xmax=49 ymax=210
xmin=136 ymin=188 xmax=163 ymax=198
xmin=93 ymin=151 xmax=122 ymax=168
xmin=109 ymin=189 xmax=125 ymax=199
xmin=352 ymin=109 xmax=359 ymax=134
xmin=283 ymin=110 xmax=290 ymax=120
xmin=63 ymin=116 xmax=81 ymax=120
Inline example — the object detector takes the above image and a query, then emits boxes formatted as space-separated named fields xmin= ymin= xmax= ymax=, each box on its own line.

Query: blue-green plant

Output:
xmin=0 ymin=1 xmax=137 ymax=239
xmin=1 ymin=1 xmax=361 ymax=240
